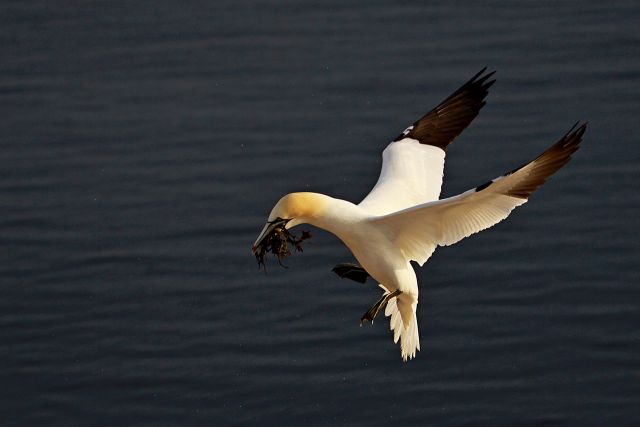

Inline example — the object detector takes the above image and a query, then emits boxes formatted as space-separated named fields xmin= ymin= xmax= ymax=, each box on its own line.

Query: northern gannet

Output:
xmin=252 ymin=68 xmax=586 ymax=361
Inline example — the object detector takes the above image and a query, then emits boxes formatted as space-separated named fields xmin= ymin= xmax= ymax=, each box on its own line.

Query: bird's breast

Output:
xmin=339 ymin=225 xmax=408 ymax=290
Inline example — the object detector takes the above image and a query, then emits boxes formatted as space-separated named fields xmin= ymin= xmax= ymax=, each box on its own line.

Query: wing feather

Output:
xmin=359 ymin=69 xmax=496 ymax=215
xmin=395 ymin=67 xmax=496 ymax=150
xmin=372 ymin=123 xmax=587 ymax=265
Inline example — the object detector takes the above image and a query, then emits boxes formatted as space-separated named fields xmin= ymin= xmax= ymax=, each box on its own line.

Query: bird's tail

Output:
xmin=381 ymin=285 xmax=420 ymax=361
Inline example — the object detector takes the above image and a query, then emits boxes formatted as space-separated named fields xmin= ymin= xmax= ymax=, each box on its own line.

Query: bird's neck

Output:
xmin=288 ymin=193 xmax=364 ymax=240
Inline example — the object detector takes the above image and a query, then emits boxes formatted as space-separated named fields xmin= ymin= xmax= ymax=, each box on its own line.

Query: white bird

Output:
xmin=252 ymin=69 xmax=586 ymax=361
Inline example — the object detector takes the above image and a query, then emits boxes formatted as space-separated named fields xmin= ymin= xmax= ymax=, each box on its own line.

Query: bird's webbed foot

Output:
xmin=332 ymin=263 xmax=370 ymax=283
xmin=360 ymin=289 xmax=402 ymax=326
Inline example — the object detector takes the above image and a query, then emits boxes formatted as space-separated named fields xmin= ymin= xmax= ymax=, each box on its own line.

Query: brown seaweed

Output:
xmin=254 ymin=223 xmax=311 ymax=271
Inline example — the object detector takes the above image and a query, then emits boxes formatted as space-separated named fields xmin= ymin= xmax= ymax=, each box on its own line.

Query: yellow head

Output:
xmin=268 ymin=192 xmax=329 ymax=223
xmin=253 ymin=192 xmax=329 ymax=252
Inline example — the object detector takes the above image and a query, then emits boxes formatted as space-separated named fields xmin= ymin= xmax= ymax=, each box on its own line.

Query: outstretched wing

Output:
xmin=359 ymin=68 xmax=496 ymax=215
xmin=371 ymin=123 xmax=587 ymax=266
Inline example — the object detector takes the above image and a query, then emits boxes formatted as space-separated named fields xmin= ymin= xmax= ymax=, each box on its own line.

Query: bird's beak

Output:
xmin=252 ymin=218 xmax=289 ymax=253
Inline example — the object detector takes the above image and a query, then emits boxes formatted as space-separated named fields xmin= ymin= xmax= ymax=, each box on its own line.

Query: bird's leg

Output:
xmin=360 ymin=289 xmax=402 ymax=326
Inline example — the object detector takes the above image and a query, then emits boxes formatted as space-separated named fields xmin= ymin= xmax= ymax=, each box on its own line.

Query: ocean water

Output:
xmin=1 ymin=1 xmax=639 ymax=425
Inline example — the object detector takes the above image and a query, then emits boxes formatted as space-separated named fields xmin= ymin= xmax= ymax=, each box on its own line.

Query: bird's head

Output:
xmin=252 ymin=192 xmax=328 ymax=269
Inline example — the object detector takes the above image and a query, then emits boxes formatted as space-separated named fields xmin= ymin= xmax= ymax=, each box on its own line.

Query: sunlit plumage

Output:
xmin=252 ymin=69 xmax=586 ymax=361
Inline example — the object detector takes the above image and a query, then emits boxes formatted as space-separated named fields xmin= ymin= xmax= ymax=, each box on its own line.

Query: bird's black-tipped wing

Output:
xmin=395 ymin=67 xmax=496 ymax=150
xmin=359 ymin=69 xmax=497 ymax=215
xmin=372 ymin=123 xmax=587 ymax=266
xmin=496 ymin=122 xmax=586 ymax=199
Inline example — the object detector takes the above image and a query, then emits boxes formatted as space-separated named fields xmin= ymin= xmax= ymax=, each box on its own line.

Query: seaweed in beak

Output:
xmin=252 ymin=218 xmax=311 ymax=271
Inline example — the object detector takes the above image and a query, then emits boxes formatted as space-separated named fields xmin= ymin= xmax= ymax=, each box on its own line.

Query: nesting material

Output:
xmin=254 ymin=224 xmax=311 ymax=270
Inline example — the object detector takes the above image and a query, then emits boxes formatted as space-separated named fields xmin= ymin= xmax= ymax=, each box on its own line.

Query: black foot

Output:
xmin=360 ymin=289 xmax=402 ymax=326
xmin=332 ymin=263 xmax=369 ymax=284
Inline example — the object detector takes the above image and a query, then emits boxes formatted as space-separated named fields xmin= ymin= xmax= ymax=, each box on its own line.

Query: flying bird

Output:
xmin=252 ymin=68 xmax=586 ymax=361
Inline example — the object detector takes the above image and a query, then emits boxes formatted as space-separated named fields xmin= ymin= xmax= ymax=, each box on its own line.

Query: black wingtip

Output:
xmin=395 ymin=68 xmax=498 ymax=148
xmin=483 ymin=121 xmax=587 ymax=198
xmin=548 ymin=122 xmax=587 ymax=152
xmin=483 ymin=77 xmax=497 ymax=90
xmin=562 ymin=121 xmax=588 ymax=143
xmin=469 ymin=68 xmax=497 ymax=86
xmin=471 ymin=66 xmax=494 ymax=79
xmin=470 ymin=66 xmax=488 ymax=80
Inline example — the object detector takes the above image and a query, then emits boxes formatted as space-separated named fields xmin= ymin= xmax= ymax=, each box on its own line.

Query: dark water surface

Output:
xmin=2 ymin=1 xmax=639 ymax=425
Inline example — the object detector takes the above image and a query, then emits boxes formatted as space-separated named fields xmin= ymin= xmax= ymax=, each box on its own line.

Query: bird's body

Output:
xmin=252 ymin=69 xmax=586 ymax=361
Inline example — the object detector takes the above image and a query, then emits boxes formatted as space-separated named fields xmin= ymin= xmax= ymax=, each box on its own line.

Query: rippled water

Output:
xmin=2 ymin=1 xmax=639 ymax=425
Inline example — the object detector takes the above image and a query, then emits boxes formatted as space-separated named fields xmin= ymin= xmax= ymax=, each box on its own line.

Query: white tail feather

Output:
xmin=381 ymin=285 xmax=420 ymax=361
